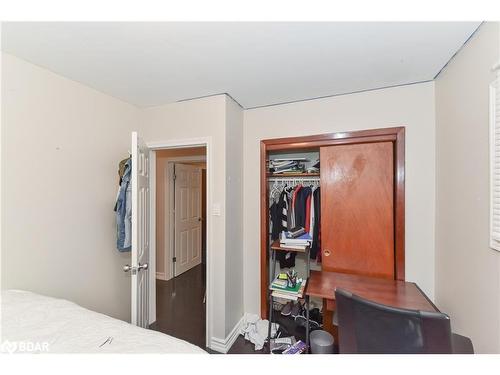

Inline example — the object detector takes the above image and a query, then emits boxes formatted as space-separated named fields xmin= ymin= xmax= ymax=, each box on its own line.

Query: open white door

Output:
xmin=130 ymin=131 xmax=150 ymax=327
xmin=173 ymin=163 xmax=202 ymax=277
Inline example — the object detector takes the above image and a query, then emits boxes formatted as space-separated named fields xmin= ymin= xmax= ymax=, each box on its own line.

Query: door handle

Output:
xmin=324 ymin=249 xmax=332 ymax=257
xmin=123 ymin=264 xmax=133 ymax=272
xmin=123 ymin=263 xmax=148 ymax=273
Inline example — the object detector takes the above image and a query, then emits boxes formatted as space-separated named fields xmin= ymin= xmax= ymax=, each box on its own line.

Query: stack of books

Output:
xmin=280 ymin=228 xmax=312 ymax=250
xmin=270 ymin=276 xmax=307 ymax=300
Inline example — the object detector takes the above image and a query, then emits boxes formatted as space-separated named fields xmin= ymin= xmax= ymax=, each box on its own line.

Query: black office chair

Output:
xmin=334 ymin=288 xmax=474 ymax=354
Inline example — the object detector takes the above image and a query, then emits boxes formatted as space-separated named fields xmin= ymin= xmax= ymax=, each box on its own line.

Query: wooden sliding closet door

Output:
xmin=320 ymin=142 xmax=395 ymax=279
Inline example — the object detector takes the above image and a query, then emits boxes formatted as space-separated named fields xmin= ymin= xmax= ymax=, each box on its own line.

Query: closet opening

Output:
xmin=266 ymin=148 xmax=323 ymax=347
xmin=149 ymin=145 xmax=208 ymax=350
xmin=260 ymin=127 xmax=405 ymax=351
xmin=267 ymin=148 xmax=322 ymax=286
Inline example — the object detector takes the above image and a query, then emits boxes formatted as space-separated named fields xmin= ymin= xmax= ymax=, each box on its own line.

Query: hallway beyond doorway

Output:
xmin=151 ymin=264 xmax=206 ymax=349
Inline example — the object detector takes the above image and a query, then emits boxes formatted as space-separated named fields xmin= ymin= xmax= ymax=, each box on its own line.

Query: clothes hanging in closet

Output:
xmin=311 ymin=187 xmax=321 ymax=260
xmin=297 ymin=185 xmax=321 ymax=260
xmin=270 ymin=190 xmax=296 ymax=268
xmin=269 ymin=183 xmax=321 ymax=268
xmin=294 ymin=186 xmax=311 ymax=228
xmin=270 ymin=190 xmax=287 ymax=241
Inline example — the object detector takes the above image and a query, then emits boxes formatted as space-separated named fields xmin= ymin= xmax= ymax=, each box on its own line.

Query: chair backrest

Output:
xmin=335 ymin=288 xmax=453 ymax=354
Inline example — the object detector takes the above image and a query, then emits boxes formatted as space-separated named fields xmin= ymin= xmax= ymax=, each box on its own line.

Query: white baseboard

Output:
xmin=209 ymin=314 xmax=245 ymax=353
xmin=156 ymin=272 xmax=166 ymax=281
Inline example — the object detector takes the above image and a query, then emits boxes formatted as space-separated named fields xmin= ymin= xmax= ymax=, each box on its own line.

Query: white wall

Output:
xmin=435 ymin=22 xmax=500 ymax=353
xmin=1 ymin=53 xmax=139 ymax=321
xmin=243 ymin=82 xmax=436 ymax=315
xmin=1 ymin=55 xmax=246 ymax=346
xmin=140 ymin=94 xmax=244 ymax=344
xmin=224 ymin=97 xmax=244 ymax=335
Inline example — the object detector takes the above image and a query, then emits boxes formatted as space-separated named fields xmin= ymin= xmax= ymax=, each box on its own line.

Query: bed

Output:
xmin=0 ymin=290 xmax=206 ymax=354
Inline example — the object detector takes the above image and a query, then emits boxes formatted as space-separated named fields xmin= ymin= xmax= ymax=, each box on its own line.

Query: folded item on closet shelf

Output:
xmin=269 ymin=158 xmax=310 ymax=163
xmin=271 ymin=165 xmax=298 ymax=171
xmin=272 ymin=163 xmax=299 ymax=169
xmin=280 ymin=242 xmax=309 ymax=249
xmin=270 ymin=164 xmax=303 ymax=173
xmin=240 ymin=314 xmax=279 ymax=351
xmin=281 ymin=244 xmax=308 ymax=250
xmin=269 ymin=158 xmax=309 ymax=168
xmin=269 ymin=159 xmax=298 ymax=167
xmin=268 ymin=159 xmax=308 ymax=174
xmin=280 ymin=231 xmax=312 ymax=245
xmin=270 ymin=160 xmax=297 ymax=166
xmin=288 ymin=226 xmax=306 ymax=238
xmin=270 ymin=167 xmax=296 ymax=174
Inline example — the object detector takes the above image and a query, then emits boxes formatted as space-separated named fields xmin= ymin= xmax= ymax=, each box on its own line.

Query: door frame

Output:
xmin=147 ymin=137 xmax=213 ymax=348
xmin=259 ymin=127 xmax=405 ymax=318
xmin=166 ymin=157 xmax=206 ymax=280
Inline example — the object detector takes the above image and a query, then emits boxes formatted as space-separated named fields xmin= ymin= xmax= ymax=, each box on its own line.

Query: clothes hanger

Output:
xmin=271 ymin=181 xmax=280 ymax=203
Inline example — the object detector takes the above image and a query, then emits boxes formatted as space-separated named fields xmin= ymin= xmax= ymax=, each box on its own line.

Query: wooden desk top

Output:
xmin=306 ymin=270 xmax=438 ymax=312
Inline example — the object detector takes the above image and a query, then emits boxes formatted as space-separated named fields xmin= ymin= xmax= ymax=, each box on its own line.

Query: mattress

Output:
xmin=0 ymin=290 xmax=206 ymax=354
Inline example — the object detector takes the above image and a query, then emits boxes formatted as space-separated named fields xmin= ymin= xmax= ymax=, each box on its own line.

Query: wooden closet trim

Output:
xmin=260 ymin=127 xmax=405 ymax=319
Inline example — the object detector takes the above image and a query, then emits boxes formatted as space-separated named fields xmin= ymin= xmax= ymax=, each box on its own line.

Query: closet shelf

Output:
xmin=270 ymin=240 xmax=309 ymax=253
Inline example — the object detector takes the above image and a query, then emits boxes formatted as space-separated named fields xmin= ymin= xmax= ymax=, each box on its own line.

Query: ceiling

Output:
xmin=1 ymin=22 xmax=481 ymax=109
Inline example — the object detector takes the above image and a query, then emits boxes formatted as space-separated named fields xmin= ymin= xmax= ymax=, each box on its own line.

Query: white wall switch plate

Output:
xmin=212 ymin=203 xmax=221 ymax=216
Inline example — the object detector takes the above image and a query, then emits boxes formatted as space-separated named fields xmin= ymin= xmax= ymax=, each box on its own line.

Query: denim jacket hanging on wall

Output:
xmin=115 ymin=158 xmax=132 ymax=251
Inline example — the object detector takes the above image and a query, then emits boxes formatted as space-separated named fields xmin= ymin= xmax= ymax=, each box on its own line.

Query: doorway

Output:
xmin=150 ymin=146 xmax=208 ymax=349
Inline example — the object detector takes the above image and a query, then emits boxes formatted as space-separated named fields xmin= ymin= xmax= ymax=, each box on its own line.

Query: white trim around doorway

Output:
xmin=147 ymin=137 xmax=213 ymax=350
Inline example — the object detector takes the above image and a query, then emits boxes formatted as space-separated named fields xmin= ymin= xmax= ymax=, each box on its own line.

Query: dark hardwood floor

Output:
xmin=150 ymin=264 xmax=207 ymax=350
xmin=229 ymin=335 xmax=266 ymax=354
xmin=150 ymin=263 xmax=264 ymax=353
xmin=150 ymin=263 xmax=317 ymax=354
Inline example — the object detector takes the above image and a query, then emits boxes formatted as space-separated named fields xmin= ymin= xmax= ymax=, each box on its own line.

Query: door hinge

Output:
xmin=173 ymin=174 xmax=177 ymax=181
xmin=172 ymin=257 xmax=177 ymax=263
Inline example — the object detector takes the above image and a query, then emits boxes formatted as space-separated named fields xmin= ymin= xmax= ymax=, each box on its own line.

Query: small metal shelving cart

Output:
xmin=267 ymin=240 xmax=311 ymax=354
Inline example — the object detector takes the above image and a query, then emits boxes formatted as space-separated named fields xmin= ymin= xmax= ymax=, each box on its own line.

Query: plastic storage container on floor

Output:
xmin=310 ymin=330 xmax=335 ymax=354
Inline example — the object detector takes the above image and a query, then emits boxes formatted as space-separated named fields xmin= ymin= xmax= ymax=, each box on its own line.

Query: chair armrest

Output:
xmin=451 ymin=333 xmax=474 ymax=354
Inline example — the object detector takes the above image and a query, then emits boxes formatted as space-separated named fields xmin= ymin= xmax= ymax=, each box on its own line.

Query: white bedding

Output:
xmin=0 ymin=290 xmax=206 ymax=354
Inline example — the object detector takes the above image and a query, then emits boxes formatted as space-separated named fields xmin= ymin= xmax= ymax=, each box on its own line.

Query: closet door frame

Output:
xmin=260 ymin=127 xmax=405 ymax=319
